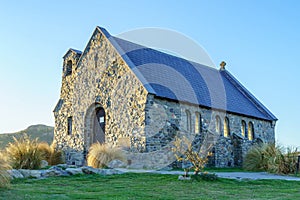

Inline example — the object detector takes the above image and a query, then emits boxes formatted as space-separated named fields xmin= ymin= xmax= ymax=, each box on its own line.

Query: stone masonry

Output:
xmin=54 ymin=28 xmax=148 ymax=165
xmin=54 ymin=27 xmax=276 ymax=168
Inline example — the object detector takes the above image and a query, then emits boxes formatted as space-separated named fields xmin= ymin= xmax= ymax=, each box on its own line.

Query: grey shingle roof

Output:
xmin=99 ymin=27 xmax=277 ymax=121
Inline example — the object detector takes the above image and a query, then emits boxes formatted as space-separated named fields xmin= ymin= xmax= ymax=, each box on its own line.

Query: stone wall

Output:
xmin=54 ymin=28 xmax=148 ymax=165
xmin=142 ymin=95 xmax=275 ymax=168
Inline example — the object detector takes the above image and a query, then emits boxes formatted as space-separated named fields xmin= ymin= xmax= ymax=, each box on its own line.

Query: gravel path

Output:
xmin=116 ymin=168 xmax=300 ymax=181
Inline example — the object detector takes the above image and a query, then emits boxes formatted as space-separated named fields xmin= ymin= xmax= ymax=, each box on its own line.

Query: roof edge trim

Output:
xmin=221 ymin=70 xmax=277 ymax=121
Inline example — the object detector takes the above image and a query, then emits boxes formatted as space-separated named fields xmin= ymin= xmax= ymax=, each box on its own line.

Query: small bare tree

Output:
xmin=172 ymin=135 xmax=212 ymax=176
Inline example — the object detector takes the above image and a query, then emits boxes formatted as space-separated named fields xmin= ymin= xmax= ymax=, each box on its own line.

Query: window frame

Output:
xmin=216 ymin=115 xmax=221 ymax=134
xmin=186 ymin=110 xmax=192 ymax=132
xmin=241 ymin=120 xmax=246 ymax=137
xmin=67 ymin=116 xmax=73 ymax=135
xmin=65 ymin=60 xmax=73 ymax=76
xmin=195 ymin=112 xmax=201 ymax=134
xmin=248 ymin=122 xmax=254 ymax=141
xmin=224 ymin=117 xmax=230 ymax=137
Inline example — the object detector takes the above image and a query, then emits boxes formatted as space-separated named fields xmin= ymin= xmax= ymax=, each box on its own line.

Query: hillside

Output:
xmin=0 ymin=124 xmax=54 ymax=150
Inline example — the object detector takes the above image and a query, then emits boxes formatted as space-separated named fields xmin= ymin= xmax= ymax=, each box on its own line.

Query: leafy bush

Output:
xmin=38 ymin=142 xmax=63 ymax=166
xmin=87 ymin=143 xmax=125 ymax=168
xmin=0 ymin=152 xmax=11 ymax=188
xmin=244 ymin=143 xmax=298 ymax=174
xmin=5 ymin=134 xmax=43 ymax=169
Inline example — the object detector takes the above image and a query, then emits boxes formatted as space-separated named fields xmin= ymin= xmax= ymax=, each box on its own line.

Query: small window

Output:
xmin=195 ymin=112 xmax=201 ymax=134
xmin=186 ymin=110 xmax=191 ymax=132
xmin=67 ymin=117 xmax=72 ymax=135
xmin=65 ymin=60 xmax=72 ymax=76
xmin=241 ymin=120 xmax=246 ymax=137
xmin=216 ymin=115 xmax=221 ymax=133
xmin=248 ymin=122 xmax=254 ymax=140
xmin=224 ymin=117 xmax=230 ymax=137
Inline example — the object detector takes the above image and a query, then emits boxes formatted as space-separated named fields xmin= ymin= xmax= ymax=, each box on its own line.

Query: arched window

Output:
xmin=66 ymin=60 xmax=72 ymax=76
xmin=195 ymin=112 xmax=201 ymax=134
xmin=186 ymin=110 xmax=191 ymax=132
xmin=224 ymin=117 xmax=230 ymax=137
xmin=216 ymin=115 xmax=221 ymax=133
xmin=241 ymin=120 xmax=246 ymax=137
xmin=248 ymin=122 xmax=254 ymax=141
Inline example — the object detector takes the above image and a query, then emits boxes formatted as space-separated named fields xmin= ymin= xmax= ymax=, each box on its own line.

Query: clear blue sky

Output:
xmin=0 ymin=1 xmax=299 ymax=147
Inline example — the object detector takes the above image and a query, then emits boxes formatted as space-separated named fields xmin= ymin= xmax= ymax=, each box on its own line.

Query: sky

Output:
xmin=0 ymin=0 xmax=299 ymax=147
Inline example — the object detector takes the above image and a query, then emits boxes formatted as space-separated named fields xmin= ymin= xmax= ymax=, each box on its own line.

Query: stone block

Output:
xmin=19 ymin=169 xmax=42 ymax=179
xmin=65 ymin=168 xmax=83 ymax=175
xmin=107 ymin=160 xmax=127 ymax=168
xmin=8 ymin=169 xmax=24 ymax=179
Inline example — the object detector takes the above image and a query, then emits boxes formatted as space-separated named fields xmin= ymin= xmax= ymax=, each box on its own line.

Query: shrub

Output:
xmin=244 ymin=143 xmax=298 ymax=174
xmin=269 ymin=147 xmax=298 ymax=174
xmin=5 ymin=134 xmax=43 ymax=169
xmin=172 ymin=135 xmax=212 ymax=176
xmin=0 ymin=152 xmax=11 ymax=188
xmin=243 ymin=143 xmax=273 ymax=171
xmin=37 ymin=142 xmax=63 ymax=166
xmin=87 ymin=143 xmax=125 ymax=168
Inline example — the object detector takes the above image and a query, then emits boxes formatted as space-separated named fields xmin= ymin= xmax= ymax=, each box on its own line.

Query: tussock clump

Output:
xmin=87 ymin=143 xmax=125 ymax=168
xmin=38 ymin=142 xmax=63 ymax=166
xmin=244 ymin=143 xmax=298 ymax=174
xmin=0 ymin=151 xmax=11 ymax=188
xmin=5 ymin=134 xmax=43 ymax=169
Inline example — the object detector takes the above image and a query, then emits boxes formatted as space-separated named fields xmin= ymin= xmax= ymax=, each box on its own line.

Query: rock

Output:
xmin=42 ymin=169 xmax=69 ymax=177
xmin=47 ymin=166 xmax=69 ymax=176
xmin=19 ymin=169 xmax=42 ymax=179
xmin=8 ymin=169 xmax=24 ymax=179
xmin=28 ymin=170 xmax=42 ymax=179
xmin=81 ymin=166 xmax=101 ymax=174
xmin=56 ymin=164 xmax=68 ymax=169
xmin=41 ymin=160 xmax=48 ymax=168
xmin=65 ymin=168 xmax=83 ymax=175
xmin=107 ymin=159 xmax=127 ymax=168
xmin=5 ymin=164 xmax=125 ymax=180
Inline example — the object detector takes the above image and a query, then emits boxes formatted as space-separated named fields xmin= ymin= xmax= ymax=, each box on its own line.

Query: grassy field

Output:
xmin=1 ymin=173 xmax=299 ymax=200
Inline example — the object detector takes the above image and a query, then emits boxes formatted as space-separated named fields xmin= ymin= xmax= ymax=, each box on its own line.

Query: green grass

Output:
xmin=205 ymin=167 xmax=248 ymax=172
xmin=1 ymin=173 xmax=300 ymax=200
xmin=172 ymin=167 xmax=250 ymax=173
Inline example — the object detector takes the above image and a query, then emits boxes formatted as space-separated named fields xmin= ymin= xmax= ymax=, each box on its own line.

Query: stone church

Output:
xmin=53 ymin=26 xmax=277 ymax=169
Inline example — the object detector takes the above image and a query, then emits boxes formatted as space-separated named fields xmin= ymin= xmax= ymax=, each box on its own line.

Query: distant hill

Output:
xmin=0 ymin=124 xmax=54 ymax=150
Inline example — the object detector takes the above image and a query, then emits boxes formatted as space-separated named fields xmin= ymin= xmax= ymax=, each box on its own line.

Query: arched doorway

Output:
xmin=84 ymin=103 xmax=106 ymax=156
xmin=92 ymin=107 xmax=105 ymax=144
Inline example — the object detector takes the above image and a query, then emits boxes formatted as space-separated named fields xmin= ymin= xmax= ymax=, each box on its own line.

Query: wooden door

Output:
xmin=93 ymin=107 xmax=105 ymax=144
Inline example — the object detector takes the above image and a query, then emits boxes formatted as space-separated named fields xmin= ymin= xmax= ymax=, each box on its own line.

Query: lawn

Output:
xmin=1 ymin=173 xmax=300 ymax=200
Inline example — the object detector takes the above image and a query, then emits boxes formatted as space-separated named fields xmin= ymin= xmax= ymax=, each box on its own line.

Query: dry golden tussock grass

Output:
xmin=87 ymin=142 xmax=125 ymax=168
xmin=0 ymin=151 xmax=11 ymax=188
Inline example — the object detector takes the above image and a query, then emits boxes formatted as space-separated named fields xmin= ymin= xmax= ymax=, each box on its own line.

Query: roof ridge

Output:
xmin=112 ymin=36 xmax=217 ymax=72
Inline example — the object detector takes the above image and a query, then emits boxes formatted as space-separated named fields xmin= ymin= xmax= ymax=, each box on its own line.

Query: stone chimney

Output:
xmin=220 ymin=61 xmax=226 ymax=70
